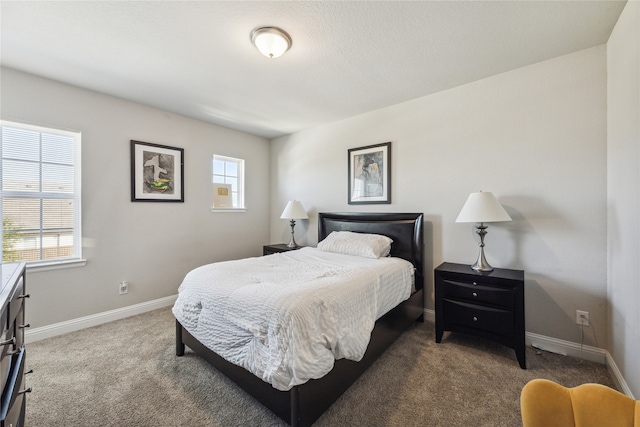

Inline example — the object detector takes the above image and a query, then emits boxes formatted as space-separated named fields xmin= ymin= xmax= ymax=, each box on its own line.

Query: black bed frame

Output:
xmin=176 ymin=212 xmax=425 ymax=426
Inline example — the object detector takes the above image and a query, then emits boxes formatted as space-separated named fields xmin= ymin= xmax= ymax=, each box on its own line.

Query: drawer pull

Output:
xmin=472 ymin=292 xmax=478 ymax=297
xmin=18 ymin=294 xmax=30 ymax=299
xmin=18 ymin=323 xmax=30 ymax=329
xmin=473 ymin=316 xmax=478 ymax=322
xmin=17 ymin=387 xmax=32 ymax=396
xmin=0 ymin=337 xmax=15 ymax=347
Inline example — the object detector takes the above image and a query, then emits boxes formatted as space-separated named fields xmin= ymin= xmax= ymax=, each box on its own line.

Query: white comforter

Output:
xmin=172 ymin=247 xmax=414 ymax=391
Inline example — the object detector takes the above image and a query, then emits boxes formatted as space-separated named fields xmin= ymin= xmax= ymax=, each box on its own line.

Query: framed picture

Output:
xmin=130 ymin=140 xmax=184 ymax=202
xmin=348 ymin=142 xmax=391 ymax=204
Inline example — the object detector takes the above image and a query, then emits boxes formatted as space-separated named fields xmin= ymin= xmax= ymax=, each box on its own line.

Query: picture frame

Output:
xmin=348 ymin=142 xmax=391 ymax=204
xmin=130 ymin=140 xmax=184 ymax=202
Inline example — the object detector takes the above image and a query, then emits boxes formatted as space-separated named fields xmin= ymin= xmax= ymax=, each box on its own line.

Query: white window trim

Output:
xmin=26 ymin=258 xmax=87 ymax=273
xmin=1 ymin=120 xmax=85 ymax=270
xmin=211 ymin=207 xmax=247 ymax=213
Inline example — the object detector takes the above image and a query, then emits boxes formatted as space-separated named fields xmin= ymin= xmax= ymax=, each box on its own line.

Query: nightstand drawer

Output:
xmin=443 ymin=299 xmax=514 ymax=338
xmin=440 ymin=279 xmax=514 ymax=309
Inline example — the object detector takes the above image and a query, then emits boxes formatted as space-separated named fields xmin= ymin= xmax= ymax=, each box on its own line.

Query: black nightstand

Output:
xmin=263 ymin=244 xmax=304 ymax=256
xmin=435 ymin=262 xmax=526 ymax=369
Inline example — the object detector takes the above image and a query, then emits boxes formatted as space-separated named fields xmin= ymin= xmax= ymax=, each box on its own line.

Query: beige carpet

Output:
xmin=25 ymin=307 xmax=615 ymax=426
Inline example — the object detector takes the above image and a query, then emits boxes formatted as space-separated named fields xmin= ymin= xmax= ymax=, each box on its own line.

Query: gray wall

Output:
xmin=607 ymin=1 xmax=640 ymax=398
xmin=270 ymin=46 xmax=609 ymax=353
xmin=1 ymin=67 xmax=271 ymax=328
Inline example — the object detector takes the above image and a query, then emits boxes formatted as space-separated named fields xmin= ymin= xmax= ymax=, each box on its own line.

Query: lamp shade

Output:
xmin=455 ymin=192 xmax=511 ymax=223
xmin=280 ymin=200 xmax=308 ymax=220
xmin=250 ymin=27 xmax=292 ymax=58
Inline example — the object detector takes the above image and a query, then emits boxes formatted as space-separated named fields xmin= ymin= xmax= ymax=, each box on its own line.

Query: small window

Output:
xmin=1 ymin=120 xmax=82 ymax=266
xmin=212 ymin=155 xmax=245 ymax=209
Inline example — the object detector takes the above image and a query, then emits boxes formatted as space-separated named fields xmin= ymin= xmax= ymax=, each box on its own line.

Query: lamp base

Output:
xmin=287 ymin=219 xmax=299 ymax=249
xmin=471 ymin=246 xmax=493 ymax=272
xmin=471 ymin=223 xmax=493 ymax=272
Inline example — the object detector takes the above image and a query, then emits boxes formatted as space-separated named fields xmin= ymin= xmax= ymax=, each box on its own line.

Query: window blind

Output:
xmin=1 ymin=121 xmax=81 ymax=264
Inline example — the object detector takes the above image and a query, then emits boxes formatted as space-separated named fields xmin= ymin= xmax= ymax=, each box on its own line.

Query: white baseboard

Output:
xmin=525 ymin=331 xmax=607 ymax=364
xmin=606 ymin=352 xmax=636 ymax=399
xmin=25 ymin=294 xmax=177 ymax=343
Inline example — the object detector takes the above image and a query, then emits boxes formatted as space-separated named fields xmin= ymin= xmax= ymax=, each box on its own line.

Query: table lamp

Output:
xmin=280 ymin=200 xmax=308 ymax=248
xmin=456 ymin=191 xmax=511 ymax=272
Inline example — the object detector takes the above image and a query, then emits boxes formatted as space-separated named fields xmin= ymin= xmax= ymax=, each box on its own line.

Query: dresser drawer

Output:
xmin=1 ymin=347 xmax=27 ymax=427
xmin=442 ymin=299 xmax=514 ymax=339
xmin=0 ymin=310 xmax=7 ymax=339
xmin=8 ymin=280 xmax=26 ymax=352
xmin=440 ymin=278 xmax=515 ymax=309
xmin=0 ymin=302 xmax=19 ymax=398
xmin=0 ymin=328 xmax=12 ymax=396
xmin=8 ymin=278 xmax=24 ymax=331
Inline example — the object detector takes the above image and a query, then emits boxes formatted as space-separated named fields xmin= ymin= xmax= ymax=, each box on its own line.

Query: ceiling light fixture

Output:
xmin=250 ymin=26 xmax=292 ymax=59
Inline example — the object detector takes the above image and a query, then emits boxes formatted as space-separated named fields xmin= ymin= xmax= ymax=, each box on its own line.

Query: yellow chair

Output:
xmin=521 ymin=378 xmax=640 ymax=427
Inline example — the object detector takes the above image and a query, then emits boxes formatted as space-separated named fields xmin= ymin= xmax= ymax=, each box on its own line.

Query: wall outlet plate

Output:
xmin=119 ymin=281 xmax=129 ymax=295
xmin=576 ymin=310 xmax=589 ymax=326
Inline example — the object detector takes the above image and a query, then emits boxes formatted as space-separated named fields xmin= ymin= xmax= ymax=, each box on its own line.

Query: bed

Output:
xmin=174 ymin=212 xmax=425 ymax=426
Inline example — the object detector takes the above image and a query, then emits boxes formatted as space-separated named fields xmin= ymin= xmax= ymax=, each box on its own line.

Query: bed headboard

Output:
xmin=318 ymin=212 xmax=424 ymax=291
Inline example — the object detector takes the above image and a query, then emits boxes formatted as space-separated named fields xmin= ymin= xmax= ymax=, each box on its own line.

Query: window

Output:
xmin=1 ymin=121 xmax=82 ymax=267
xmin=212 ymin=155 xmax=245 ymax=210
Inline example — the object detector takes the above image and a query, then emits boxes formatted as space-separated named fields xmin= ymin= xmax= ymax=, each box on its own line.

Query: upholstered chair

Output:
xmin=521 ymin=378 xmax=640 ymax=427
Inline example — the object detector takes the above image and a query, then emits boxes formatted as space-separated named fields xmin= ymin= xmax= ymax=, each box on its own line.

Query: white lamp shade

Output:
xmin=455 ymin=192 xmax=511 ymax=223
xmin=280 ymin=200 xmax=308 ymax=220
xmin=251 ymin=27 xmax=292 ymax=58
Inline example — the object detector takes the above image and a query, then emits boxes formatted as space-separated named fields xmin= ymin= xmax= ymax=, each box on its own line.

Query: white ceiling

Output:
xmin=0 ymin=1 xmax=627 ymax=139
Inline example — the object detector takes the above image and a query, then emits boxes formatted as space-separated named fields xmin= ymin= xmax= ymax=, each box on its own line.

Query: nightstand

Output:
xmin=263 ymin=244 xmax=304 ymax=256
xmin=434 ymin=262 xmax=526 ymax=369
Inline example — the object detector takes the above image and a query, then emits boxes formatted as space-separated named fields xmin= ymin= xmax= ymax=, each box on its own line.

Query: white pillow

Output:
xmin=317 ymin=231 xmax=393 ymax=259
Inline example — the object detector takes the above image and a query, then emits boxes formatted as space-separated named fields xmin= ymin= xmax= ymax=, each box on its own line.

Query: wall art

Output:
xmin=347 ymin=142 xmax=391 ymax=204
xmin=131 ymin=140 xmax=184 ymax=202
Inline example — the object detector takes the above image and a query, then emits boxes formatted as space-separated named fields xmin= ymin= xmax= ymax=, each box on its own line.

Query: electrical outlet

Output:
xmin=576 ymin=310 xmax=589 ymax=326
xmin=119 ymin=281 xmax=129 ymax=295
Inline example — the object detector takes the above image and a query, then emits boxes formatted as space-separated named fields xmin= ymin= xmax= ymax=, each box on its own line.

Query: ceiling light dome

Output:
xmin=250 ymin=27 xmax=292 ymax=59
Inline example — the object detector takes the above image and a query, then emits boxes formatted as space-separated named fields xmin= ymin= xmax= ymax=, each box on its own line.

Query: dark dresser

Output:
xmin=0 ymin=263 xmax=29 ymax=427
xmin=435 ymin=262 xmax=526 ymax=369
